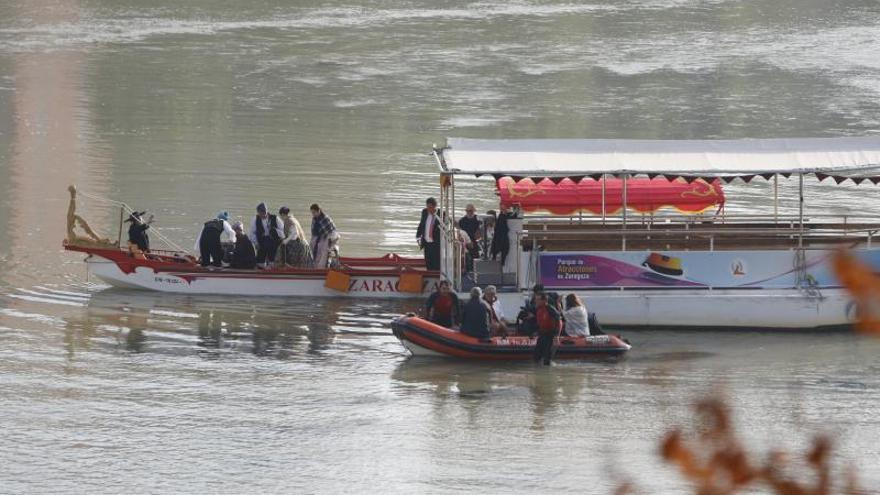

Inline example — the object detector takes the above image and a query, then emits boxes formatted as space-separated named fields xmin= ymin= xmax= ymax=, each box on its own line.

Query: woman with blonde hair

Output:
xmin=277 ymin=206 xmax=313 ymax=267
xmin=563 ymin=293 xmax=590 ymax=337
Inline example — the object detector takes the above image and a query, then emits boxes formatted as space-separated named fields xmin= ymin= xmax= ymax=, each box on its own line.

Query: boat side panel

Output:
xmin=87 ymin=258 xmax=439 ymax=298
xmin=495 ymin=288 xmax=855 ymax=330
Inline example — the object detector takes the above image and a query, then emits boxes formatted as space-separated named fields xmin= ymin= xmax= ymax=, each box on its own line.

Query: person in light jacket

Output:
xmin=562 ymin=293 xmax=590 ymax=337
xmin=276 ymin=206 xmax=313 ymax=267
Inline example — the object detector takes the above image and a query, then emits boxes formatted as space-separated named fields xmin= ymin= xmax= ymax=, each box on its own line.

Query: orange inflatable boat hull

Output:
xmin=391 ymin=315 xmax=631 ymax=360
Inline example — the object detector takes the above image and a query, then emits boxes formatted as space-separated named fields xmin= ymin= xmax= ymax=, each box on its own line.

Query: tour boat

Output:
xmin=391 ymin=315 xmax=631 ymax=359
xmin=432 ymin=136 xmax=880 ymax=331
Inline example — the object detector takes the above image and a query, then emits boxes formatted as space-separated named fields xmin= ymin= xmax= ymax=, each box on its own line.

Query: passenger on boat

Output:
xmin=461 ymin=287 xmax=491 ymax=339
xmin=231 ymin=221 xmax=257 ymax=269
xmin=277 ymin=206 xmax=313 ymax=268
xmin=517 ymin=283 xmax=545 ymax=337
xmin=249 ymin=202 xmax=284 ymax=268
xmin=125 ymin=210 xmax=153 ymax=254
xmin=482 ymin=210 xmax=496 ymax=260
xmin=195 ymin=211 xmax=236 ymax=267
xmin=310 ymin=204 xmax=340 ymax=269
xmin=416 ymin=197 xmax=441 ymax=271
xmin=491 ymin=204 xmax=516 ymax=266
xmin=534 ymin=293 xmax=562 ymax=366
xmin=458 ymin=204 xmax=482 ymax=270
xmin=483 ymin=285 xmax=509 ymax=336
xmin=562 ymin=294 xmax=590 ymax=337
xmin=425 ymin=280 xmax=460 ymax=328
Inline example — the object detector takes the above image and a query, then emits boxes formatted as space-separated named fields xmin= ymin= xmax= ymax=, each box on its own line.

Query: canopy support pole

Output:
xmin=622 ymin=174 xmax=628 ymax=251
xmin=798 ymin=173 xmax=804 ymax=248
xmin=451 ymin=176 xmax=459 ymax=291
xmin=117 ymin=206 xmax=125 ymax=247
xmin=601 ymin=174 xmax=606 ymax=225
xmin=773 ymin=174 xmax=779 ymax=223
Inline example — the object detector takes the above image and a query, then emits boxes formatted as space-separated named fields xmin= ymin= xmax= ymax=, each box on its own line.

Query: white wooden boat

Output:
xmin=62 ymin=186 xmax=438 ymax=298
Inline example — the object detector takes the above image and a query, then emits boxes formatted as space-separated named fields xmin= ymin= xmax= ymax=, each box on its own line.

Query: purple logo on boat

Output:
xmin=539 ymin=254 xmax=704 ymax=288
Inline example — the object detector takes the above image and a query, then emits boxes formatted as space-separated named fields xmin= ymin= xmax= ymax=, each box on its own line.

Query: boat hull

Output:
xmin=495 ymin=288 xmax=856 ymax=331
xmin=391 ymin=315 xmax=631 ymax=359
xmin=73 ymin=246 xmax=439 ymax=298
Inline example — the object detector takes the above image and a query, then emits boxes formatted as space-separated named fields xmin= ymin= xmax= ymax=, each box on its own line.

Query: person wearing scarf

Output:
xmin=277 ymin=206 xmax=313 ymax=267
xmin=309 ymin=203 xmax=340 ymax=269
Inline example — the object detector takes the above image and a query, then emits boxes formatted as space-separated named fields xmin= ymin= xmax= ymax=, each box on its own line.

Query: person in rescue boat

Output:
xmin=309 ymin=203 xmax=340 ymax=269
xmin=125 ymin=210 xmax=153 ymax=253
xmin=461 ymin=287 xmax=491 ymax=339
xmin=534 ymin=292 xmax=562 ymax=366
xmin=416 ymin=197 xmax=441 ymax=271
xmin=483 ymin=285 xmax=509 ymax=336
xmin=517 ymin=283 xmax=545 ymax=337
xmin=231 ymin=221 xmax=257 ymax=269
xmin=195 ymin=211 xmax=236 ymax=267
xmin=562 ymin=294 xmax=590 ymax=337
xmin=277 ymin=206 xmax=313 ymax=267
xmin=249 ymin=202 xmax=284 ymax=268
xmin=424 ymin=280 xmax=460 ymax=328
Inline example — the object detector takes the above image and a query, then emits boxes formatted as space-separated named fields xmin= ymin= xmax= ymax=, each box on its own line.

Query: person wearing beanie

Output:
xmin=194 ymin=211 xmax=236 ymax=267
xmin=249 ymin=202 xmax=284 ymax=268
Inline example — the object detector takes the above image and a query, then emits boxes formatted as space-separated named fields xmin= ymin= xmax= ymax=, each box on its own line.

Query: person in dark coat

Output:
xmin=416 ymin=197 xmax=441 ymax=271
xmin=491 ymin=204 xmax=515 ymax=266
xmin=195 ymin=211 xmax=236 ymax=267
xmin=231 ymin=221 xmax=257 ymax=269
xmin=249 ymin=202 xmax=284 ymax=268
xmin=461 ymin=287 xmax=491 ymax=339
xmin=126 ymin=211 xmax=153 ymax=253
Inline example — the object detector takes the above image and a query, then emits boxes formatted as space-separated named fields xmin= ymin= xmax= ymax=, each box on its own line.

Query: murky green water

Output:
xmin=2 ymin=1 xmax=880 ymax=492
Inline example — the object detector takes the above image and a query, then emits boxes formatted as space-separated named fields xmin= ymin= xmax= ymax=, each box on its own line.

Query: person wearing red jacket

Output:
xmin=533 ymin=292 xmax=561 ymax=365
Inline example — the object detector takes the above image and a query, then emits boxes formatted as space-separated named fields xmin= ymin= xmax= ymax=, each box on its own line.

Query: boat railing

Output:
xmin=519 ymin=223 xmax=880 ymax=252
xmin=522 ymin=212 xmax=880 ymax=228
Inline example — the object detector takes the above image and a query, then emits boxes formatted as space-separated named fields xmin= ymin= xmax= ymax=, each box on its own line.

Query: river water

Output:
xmin=2 ymin=1 xmax=880 ymax=493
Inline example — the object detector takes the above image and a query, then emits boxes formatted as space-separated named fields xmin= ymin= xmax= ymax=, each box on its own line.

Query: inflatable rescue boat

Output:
xmin=391 ymin=315 xmax=631 ymax=360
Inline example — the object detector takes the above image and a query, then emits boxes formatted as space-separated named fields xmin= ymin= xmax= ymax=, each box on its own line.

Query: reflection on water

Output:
xmin=63 ymin=289 xmax=418 ymax=360
xmin=2 ymin=0 xmax=880 ymax=492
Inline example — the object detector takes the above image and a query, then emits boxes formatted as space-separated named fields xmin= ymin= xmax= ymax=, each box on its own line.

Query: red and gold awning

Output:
xmin=497 ymin=176 xmax=724 ymax=215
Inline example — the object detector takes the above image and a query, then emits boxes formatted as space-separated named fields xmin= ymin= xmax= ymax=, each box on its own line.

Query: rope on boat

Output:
xmin=794 ymin=248 xmax=823 ymax=300
xmin=76 ymin=189 xmax=189 ymax=254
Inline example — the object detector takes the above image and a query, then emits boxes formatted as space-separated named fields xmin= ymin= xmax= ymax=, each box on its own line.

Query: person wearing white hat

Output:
xmin=195 ymin=211 xmax=236 ymax=267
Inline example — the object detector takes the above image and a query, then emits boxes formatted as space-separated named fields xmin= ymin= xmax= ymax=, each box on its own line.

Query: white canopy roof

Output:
xmin=439 ymin=137 xmax=880 ymax=178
